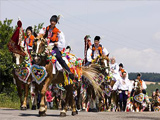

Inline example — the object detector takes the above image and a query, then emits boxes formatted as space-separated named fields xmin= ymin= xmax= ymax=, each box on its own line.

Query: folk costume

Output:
xmin=110 ymin=58 xmax=121 ymax=81
xmin=24 ymin=26 xmax=35 ymax=54
xmin=113 ymin=72 xmax=132 ymax=111
xmin=43 ymin=15 xmax=74 ymax=80
xmin=131 ymin=73 xmax=147 ymax=98
xmin=86 ymin=36 xmax=109 ymax=66
xmin=132 ymin=73 xmax=147 ymax=95
xmin=119 ymin=63 xmax=129 ymax=79
xmin=84 ymin=35 xmax=92 ymax=65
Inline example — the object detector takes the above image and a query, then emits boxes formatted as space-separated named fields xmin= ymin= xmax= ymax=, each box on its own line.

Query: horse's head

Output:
xmin=12 ymin=53 xmax=24 ymax=65
xmin=32 ymin=35 xmax=48 ymax=65
xmin=94 ymin=55 xmax=110 ymax=74
xmin=134 ymin=79 xmax=141 ymax=92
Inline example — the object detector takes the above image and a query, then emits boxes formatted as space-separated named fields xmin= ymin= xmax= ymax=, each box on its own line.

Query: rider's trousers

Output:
xmin=52 ymin=46 xmax=71 ymax=73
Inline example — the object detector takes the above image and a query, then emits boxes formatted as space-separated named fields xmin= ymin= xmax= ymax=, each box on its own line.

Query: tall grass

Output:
xmin=0 ymin=84 xmax=20 ymax=109
xmin=0 ymin=93 xmax=20 ymax=109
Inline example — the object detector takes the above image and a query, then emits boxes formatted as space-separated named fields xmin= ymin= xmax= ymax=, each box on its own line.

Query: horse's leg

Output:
xmin=76 ymin=86 xmax=81 ymax=110
xmin=70 ymin=86 xmax=77 ymax=116
xmin=39 ymin=77 xmax=51 ymax=116
xmin=21 ymin=83 xmax=29 ymax=110
xmin=31 ymin=83 xmax=38 ymax=110
xmin=60 ymin=87 xmax=69 ymax=117
xmin=104 ymin=95 xmax=108 ymax=110
xmin=13 ymin=73 xmax=23 ymax=109
xmin=16 ymin=80 xmax=23 ymax=109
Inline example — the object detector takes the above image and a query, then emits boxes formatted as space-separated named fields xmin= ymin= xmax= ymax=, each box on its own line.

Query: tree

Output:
xmin=0 ymin=18 xmax=44 ymax=93
xmin=0 ymin=19 xmax=14 ymax=93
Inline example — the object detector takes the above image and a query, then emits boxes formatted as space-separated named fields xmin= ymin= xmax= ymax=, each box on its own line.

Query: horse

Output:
xmin=132 ymin=79 xmax=144 ymax=112
xmin=79 ymin=55 xmax=110 ymax=112
xmin=31 ymin=36 xmax=101 ymax=116
xmin=12 ymin=52 xmax=32 ymax=110
xmin=92 ymin=56 xmax=120 ymax=112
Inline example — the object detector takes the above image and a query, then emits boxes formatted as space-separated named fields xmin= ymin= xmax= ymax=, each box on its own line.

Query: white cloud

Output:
xmin=112 ymin=48 xmax=160 ymax=73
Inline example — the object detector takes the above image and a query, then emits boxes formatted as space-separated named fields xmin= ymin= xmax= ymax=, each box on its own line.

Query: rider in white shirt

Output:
xmin=43 ymin=15 xmax=74 ymax=80
xmin=113 ymin=71 xmax=132 ymax=111
xmin=86 ymin=36 xmax=109 ymax=66
xmin=110 ymin=57 xmax=120 ymax=81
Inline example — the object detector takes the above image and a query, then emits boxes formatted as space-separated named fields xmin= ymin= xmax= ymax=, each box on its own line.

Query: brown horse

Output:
xmin=12 ymin=53 xmax=32 ymax=110
xmin=132 ymin=79 xmax=144 ymax=112
xmin=80 ymin=56 xmax=110 ymax=112
xmin=32 ymin=36 xmax=101 ymax=116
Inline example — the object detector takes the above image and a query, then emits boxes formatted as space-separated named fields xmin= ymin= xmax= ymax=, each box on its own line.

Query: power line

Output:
xmin=6 ymin=0 xmax=160 ymax=54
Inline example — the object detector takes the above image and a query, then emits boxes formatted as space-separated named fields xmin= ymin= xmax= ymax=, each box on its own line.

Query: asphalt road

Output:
xmin=0 ymin=108 xmax=160 ymax=120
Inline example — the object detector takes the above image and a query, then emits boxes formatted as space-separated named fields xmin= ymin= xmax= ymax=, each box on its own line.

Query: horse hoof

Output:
xmin=76 ymin=110 xmax=78 ymax=114
xmin=39 ymin=111 xmax=46 ymax=117
xmin=88 ymin=108 xmax=98 ymax=112
xmin=60 ymin=112 xmax=66 ymax=117
xmin=21 ymin=106 xmax=27 ymax=110
xmin=72 ymin=111 xmax=77 ymax=116
xmin=31 ymin=105 xmax=36 ymax=110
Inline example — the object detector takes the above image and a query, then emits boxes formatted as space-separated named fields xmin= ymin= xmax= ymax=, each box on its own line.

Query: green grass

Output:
xmin=0 ymin=93 xmax=20 ymax=109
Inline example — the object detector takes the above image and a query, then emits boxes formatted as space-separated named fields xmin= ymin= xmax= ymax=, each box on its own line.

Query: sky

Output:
xmin=0 ymin=0 xmax=160 ymax=73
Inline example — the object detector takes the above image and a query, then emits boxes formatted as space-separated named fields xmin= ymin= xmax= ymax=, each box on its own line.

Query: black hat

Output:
xmin=26 ymin=26 xmax=32 ymax=33
xmin=94 ymin=36 xmax=101 ymax=41
xmin=50 ymin=15 xmax=58 ymax=23
xmin=137 ymin=73 xmax=142 ymax=77
xmin=119 ymin=63 xmax=123 ymax=68
xmin=66 ymin=46 xmax=71 ymax=50
xmin=156 ymin=89 xmax=159 ymax=92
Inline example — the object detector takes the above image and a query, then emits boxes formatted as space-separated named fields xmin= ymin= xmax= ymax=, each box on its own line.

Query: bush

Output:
xmin=0 ymin=84 xmax=20 ymax=109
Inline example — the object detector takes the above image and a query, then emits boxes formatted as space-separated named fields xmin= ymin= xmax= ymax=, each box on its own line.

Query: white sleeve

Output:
xmin=57 ymin=31 xmax=65 ymax=51
xmin=87 ymin=48 xmax=92 ymax=62
xmin=113 ymin=80 xmax=119 ymax=90
xmin=127 ymin=80 xmax=132 ymax=92
xmin=115 ymin=64 xmax=119 ymax=73
xmin=103 ymin=47 xmax=109 ymax=56
xmin=142 ymin=80 xmax=147 ymax=89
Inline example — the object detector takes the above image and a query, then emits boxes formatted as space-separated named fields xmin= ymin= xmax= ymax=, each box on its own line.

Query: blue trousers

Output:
xmin=119 ymin=90 xmax=128 ymax=111
xmin=85 ymin=62 xmax=91 ymax=66
xmin=53 ymin=46 xmax=71 ymax=72
xmin=47 ymin=102 xmax=53 ymax=109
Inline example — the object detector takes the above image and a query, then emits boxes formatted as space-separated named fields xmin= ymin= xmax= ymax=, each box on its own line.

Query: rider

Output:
xmin=119 ymin=63 xmax=128 ymax=79
xmin=136 ymin=73 xmax=147 ymax=94
xmin=43 ymin=15 xmax=74 ymax=80
xmin=84 ymin=35 xmax=92 ymax=65
xmin=113 ymin=71 xmax=132 ymax=111
xmin=24 ymin=26 xmax=35 ymax=54
xmin=86 ymin=36 xmax=109 ymax=66
xmin=110 ymin=57 xmax=120 ymax=81
xmin=131 ymin=73 xmax=147 ymax=97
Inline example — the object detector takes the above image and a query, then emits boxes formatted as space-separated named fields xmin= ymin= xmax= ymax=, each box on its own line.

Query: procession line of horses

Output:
xmin=12 ymin=36 xmax=102 ymax=116
xmin=11 ymin=35 xmax=152 ymax=117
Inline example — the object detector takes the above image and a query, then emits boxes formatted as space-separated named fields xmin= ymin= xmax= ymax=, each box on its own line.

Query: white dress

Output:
xmin=110 ymin=63 xmax=121 ymax=81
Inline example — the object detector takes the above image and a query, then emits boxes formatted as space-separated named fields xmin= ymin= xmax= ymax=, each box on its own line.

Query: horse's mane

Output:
xmin=82 ymin=65 xmax=103 ymax=96
xmin=36 ymin=34 xmax=44 ymax=40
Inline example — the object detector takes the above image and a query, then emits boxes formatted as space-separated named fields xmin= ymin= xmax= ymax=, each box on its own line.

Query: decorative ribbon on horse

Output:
xmin=134 ymin=93 xmax=145 ymax=104
xmin=56 ymin=84 xmax=65 ymax=91
xmin=104 ymin=85 xmax=112 ymax=97
xmin=31 ymin=64 xmax=48 ymax=84
xmin=15 ymin=67 xmax=30 ymax=83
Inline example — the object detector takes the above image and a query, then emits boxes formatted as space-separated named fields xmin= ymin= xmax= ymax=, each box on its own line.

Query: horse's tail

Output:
xmin=82 ymin=65 xmax=102 ymax=96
